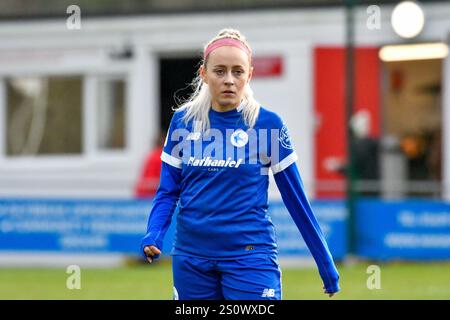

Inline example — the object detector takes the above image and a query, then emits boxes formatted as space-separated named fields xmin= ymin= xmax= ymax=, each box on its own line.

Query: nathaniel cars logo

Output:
xmin=187 ymin=156 xmax=243 ymax=168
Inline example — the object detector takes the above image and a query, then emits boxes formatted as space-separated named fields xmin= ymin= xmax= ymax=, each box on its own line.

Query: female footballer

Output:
xmin=141 ymin=28 xmax=340 ymax=300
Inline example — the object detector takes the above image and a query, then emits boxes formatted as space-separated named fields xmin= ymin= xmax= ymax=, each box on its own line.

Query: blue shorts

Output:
xmin=172 ymin=254 xmax=282 ymax=300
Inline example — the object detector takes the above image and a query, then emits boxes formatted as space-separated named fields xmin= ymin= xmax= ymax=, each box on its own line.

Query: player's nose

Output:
xmin=224 ymin=71 xmax=234 ymax=85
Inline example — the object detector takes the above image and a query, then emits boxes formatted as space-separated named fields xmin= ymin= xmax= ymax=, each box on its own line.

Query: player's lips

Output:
xmin=221 ymin=90 xmax=235 ymax=96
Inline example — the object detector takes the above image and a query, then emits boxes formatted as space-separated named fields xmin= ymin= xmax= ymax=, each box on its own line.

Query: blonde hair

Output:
xmin=175 ymin=28 xmax=260 ymax=133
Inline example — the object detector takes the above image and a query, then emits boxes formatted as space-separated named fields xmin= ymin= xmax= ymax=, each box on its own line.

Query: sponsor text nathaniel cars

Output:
xmin=174 ymin=303 xmax=276 ymax=318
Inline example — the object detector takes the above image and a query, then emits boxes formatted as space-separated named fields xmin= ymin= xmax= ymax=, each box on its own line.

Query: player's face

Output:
xmin=201 ymin=46 xmax=253 ymax=112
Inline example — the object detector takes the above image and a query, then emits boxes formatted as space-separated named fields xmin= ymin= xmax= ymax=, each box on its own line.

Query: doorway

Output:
xmin=159 ymin=56 xmax=201 ymax=132
xmin=382 ymin=58 xmax=442 ymax=198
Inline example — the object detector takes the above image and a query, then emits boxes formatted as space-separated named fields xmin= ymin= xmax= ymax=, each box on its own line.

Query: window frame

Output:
xmin=0 ymin=70 xmax=132 ymax=169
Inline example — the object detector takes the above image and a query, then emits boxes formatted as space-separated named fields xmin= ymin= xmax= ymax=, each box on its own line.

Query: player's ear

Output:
xmin=200 ymin=65 xmax=208 ymax=84
xmin=247 ymin=65 xmax=254 ymax=83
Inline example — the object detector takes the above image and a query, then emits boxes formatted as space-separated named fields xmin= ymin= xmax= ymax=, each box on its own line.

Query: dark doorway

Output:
xmin=382 ymin=58 xmax=443 ymax=198
xmin=159 ymin=56 xmax=201 ymax=132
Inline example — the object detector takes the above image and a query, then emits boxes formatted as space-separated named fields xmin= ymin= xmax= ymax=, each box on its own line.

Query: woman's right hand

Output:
xmin=143 ymin=245 xmax=161 ymax=263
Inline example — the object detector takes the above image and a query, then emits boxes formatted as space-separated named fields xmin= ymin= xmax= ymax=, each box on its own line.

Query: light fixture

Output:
xmin=379 ymin=43 xmax=449 ymax=62
xmin=391 ymin=1 xmax=425 ymax=39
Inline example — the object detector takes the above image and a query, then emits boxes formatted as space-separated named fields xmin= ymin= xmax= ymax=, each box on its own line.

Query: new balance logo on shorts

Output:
xmin=262 ymin=288 xmax=275 ymax=298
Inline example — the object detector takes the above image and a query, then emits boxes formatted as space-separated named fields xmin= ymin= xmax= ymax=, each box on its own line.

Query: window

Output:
xmin=6 ymin=76 xmax=82 ymax=156
xmin=97 ymin=78 xmax=126 ymax=150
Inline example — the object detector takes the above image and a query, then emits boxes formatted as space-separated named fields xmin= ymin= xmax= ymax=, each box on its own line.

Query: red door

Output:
xmin=314 ymin=47 xmax=380 ymax=199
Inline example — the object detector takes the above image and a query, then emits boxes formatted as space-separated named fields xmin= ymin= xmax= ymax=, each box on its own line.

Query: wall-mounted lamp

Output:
xmin=391 ymin=1 xmax=425 ymax=39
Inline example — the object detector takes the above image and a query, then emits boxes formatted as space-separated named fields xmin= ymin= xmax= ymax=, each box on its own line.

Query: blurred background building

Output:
xmin=0 ymin=0 xmax=449 ymax=266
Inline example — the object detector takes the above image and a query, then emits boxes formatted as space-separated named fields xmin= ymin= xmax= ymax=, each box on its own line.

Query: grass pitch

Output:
xmin=0 ymin=260 xmax=449 ymax=300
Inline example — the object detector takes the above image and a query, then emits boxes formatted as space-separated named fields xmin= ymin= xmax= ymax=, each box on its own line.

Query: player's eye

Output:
xmin=214 ymin=69 xmax=225 ymax=75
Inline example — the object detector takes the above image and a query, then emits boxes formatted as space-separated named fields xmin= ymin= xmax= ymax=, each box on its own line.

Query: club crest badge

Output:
xmin=279 ymin=124 xmax=293 ymax=149
xmin=230 ymin=129 xmax=248 ymax=148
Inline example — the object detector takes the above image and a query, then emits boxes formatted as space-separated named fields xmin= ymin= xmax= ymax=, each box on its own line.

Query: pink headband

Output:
xmin=204 ymin=38 xmax=252 ymax=60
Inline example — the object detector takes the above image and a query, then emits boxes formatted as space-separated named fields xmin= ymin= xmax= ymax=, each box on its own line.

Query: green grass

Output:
xmin=1 ymin=260 xmax=449 ymax=300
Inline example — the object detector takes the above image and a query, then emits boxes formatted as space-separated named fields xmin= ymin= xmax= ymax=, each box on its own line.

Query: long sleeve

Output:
xmin=140 ymin=161 xmax=182 ymax=260
xmin=273 ymin=162 xmax=340 ymax=294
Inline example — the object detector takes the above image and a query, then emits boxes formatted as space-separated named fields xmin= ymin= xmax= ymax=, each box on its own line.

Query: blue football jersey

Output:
xmin=161 ymin=105 xmax=297 ymax=258
xmin=142 ymin=104 xmax=340 ymax=293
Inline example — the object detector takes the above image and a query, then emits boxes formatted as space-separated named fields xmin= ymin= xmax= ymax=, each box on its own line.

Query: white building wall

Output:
xmin=0 ymin=3 xmax=449 ymax=199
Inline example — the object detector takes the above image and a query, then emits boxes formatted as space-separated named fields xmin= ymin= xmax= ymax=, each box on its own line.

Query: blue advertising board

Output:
xmin=269 ymin=200 xmax=348 ymax=260
xmin=356 ymin=199 xmax=450 ymax=260
xmin=0 ymin=198 xmax=347 ymax=261
xmin=0 ymin=198 xmax=152 ymax=255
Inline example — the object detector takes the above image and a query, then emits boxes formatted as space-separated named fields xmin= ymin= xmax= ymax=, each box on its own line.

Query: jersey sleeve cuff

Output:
xmin=271 ymin=152 xmax=298 ymax=174
xmin=161 ymin=151 xmax=182 ymax=169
